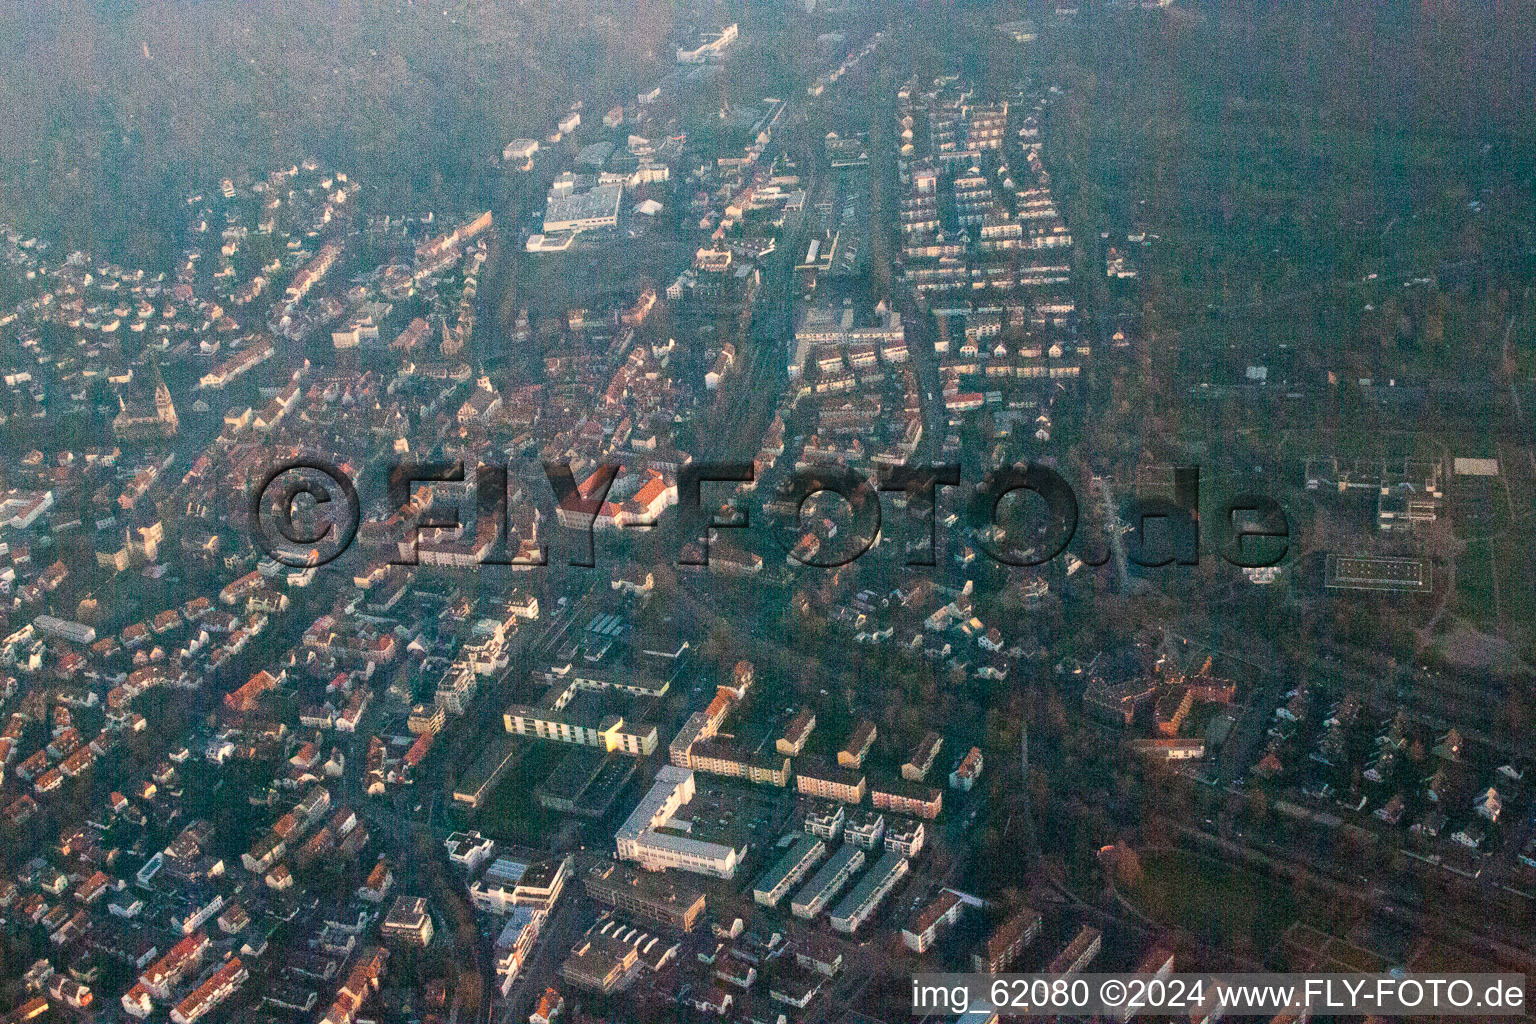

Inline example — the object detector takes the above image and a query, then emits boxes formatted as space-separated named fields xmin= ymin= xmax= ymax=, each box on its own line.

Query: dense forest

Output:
xmin=2 ymin=0 xmax=1533 ymax=265
xmin=0 ymin=0 xmax=685 ymax=260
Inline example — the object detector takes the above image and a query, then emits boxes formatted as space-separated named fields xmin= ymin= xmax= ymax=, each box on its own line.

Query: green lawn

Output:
xmin=1453 ymin=536 xmax=1498 ymax=624
xmin=1132 ymin=850 xmax=1298 ymax=954
xmin=1492 ymin=533 xmax=1536 ymax=641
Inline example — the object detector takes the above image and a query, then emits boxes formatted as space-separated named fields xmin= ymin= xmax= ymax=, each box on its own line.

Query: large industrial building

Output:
xmin=543 ymin=183 xmax=623 ymax=234
xmin=584 ymin=861 xmax=707 ymax=932
xmin=614 ymin=767 xmax=744 ymax=879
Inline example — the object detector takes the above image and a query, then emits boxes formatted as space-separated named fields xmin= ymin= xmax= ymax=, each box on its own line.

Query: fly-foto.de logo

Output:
xmin=248 ymin=457 xmax=1291 ymax=572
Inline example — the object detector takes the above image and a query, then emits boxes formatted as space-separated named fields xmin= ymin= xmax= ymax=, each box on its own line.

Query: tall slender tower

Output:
xmin=153 ymin=374 xmax=179 ymax=435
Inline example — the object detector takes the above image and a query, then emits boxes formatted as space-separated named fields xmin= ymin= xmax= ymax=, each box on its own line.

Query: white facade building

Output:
xmin=615 ymin=767 xmax=743 ymax=879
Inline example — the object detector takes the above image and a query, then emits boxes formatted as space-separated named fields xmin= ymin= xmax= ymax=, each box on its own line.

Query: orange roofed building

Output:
xmin=224 ymin=670 xmax=282 ymax=713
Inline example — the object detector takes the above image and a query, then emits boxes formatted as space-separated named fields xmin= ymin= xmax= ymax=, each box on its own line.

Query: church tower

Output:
xmin=154 ymin=374 xmax=179 ymax=435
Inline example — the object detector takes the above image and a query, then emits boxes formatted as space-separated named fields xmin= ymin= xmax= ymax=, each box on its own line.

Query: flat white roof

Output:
xmin=1453 ymin=457 xmax=1499 ymax=476
xmin=544 ymin=183 xmax=622 ymax=231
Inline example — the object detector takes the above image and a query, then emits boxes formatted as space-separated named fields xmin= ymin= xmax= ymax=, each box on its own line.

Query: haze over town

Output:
xmin=0 ymin=2 xmax=1534 ymax=1024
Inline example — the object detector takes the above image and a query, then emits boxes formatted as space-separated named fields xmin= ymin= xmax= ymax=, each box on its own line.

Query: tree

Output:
xmin=1099 ymin=839 xmax=1144 ymax=887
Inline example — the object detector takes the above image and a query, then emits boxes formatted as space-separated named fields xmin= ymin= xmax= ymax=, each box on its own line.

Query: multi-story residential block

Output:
xmin=170 ymin=958 xmax=247 ymax=1024
xmin=949 ymin=746 xmax=984 ymax=790
xmin=844 ymin=809 xmax=886 ymax=850
xmin=902 ymin=731 xmax=943 ymax=781
xmin=790 ymin=844 xmax=865 ymax=920
xmin=838 ymin=720 xmax=877 ymax=768
xmin=752 ymin=835 xmax=827 ymax=907
xmin=804 ymin=802 xmax=846 ymax=842
xmin=872 ymin=778 xmax=943 ymax=820
xmin=688 ymin=738 xmax=791 ymax=787
xmin=380 ymin=896 xmax=433 ymax=947
xmin=1048 ymin=925 xmax=1102 ymax=974
xmin=776 ymin=709 xmax=816 ymax=755
xmin=829 ymin=851 xmax=909 ymax=934
xmin=903 ymin=890 xmax=964 ymax=952
xmin=407 ymin=703 xmax=445 ymax=736
xmin=137 ymin=932 xmax=210 ymax=1000
xmin=973 ymin=907 xmax=1042 ymax=973
xmin=795 ymin=757 xmax=867 ymax=804
xmin=492 ymin=906 xmax=545 ymax=996
xmin=434 ymin=663 xmax=478 ymax=715
xmin=504 ymin=704 xmax=658 ymax=756
xmin=883 ymin=816 xmax=926 ymax=858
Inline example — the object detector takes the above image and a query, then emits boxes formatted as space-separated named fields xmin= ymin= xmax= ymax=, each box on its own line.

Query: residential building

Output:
xmin=803 ymin=803 xmax=845 ymax=842
xmin=883 ymin=817 xmax=926 ymax=858
xmin=1120 ymin=946 xmax=1176 ymax=1021
xmin=794 ymin=933 xmax=845 ymax=977
xmin=688 ymin=738 xmax=791 ymax=786
xmin=407 ymin=703 xmax=445 ymax=736
xmin=139 ymin=932 xmax=210 ymax=1000
xmin=950 ymin=746 xmax=983 ymax=790
xmin=776 ymin=709 xmax=816 ymax=756
xmin=795 ymin=758 xmax=866 ymax=804
xmin=504 ymin=704 xmax=658 ymax=756
xmin=790 ymin=844 xmax=864 ymax=919
xmin=844 ymin=809 xmax=886 ymax=850
xmin=872 ymin=778 xmax=943 ymax=819
xmin=973 ymin=907 xmax=1041 ymax=973
xmin=902 ymin=731 xmax=943 ymax=781
xmin=829 ymin=851 xmax=909 ymax=934
xmin=752 ymin=836 xmax=827 ymax=907
xmin=380 ymin=897 xmax=433 ymax=947
xmin=903 ymin=890 xmax=964 ymax=952
xmin=170 ymin=958 xmax=247 ymax=1024
xmin=838 ymin=720 xmax=877 ymax=768
xmin=1048 ymin=925 xmax=1101 ymax=974
xmin=492 ymin=906 xmax=545 ymax=995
